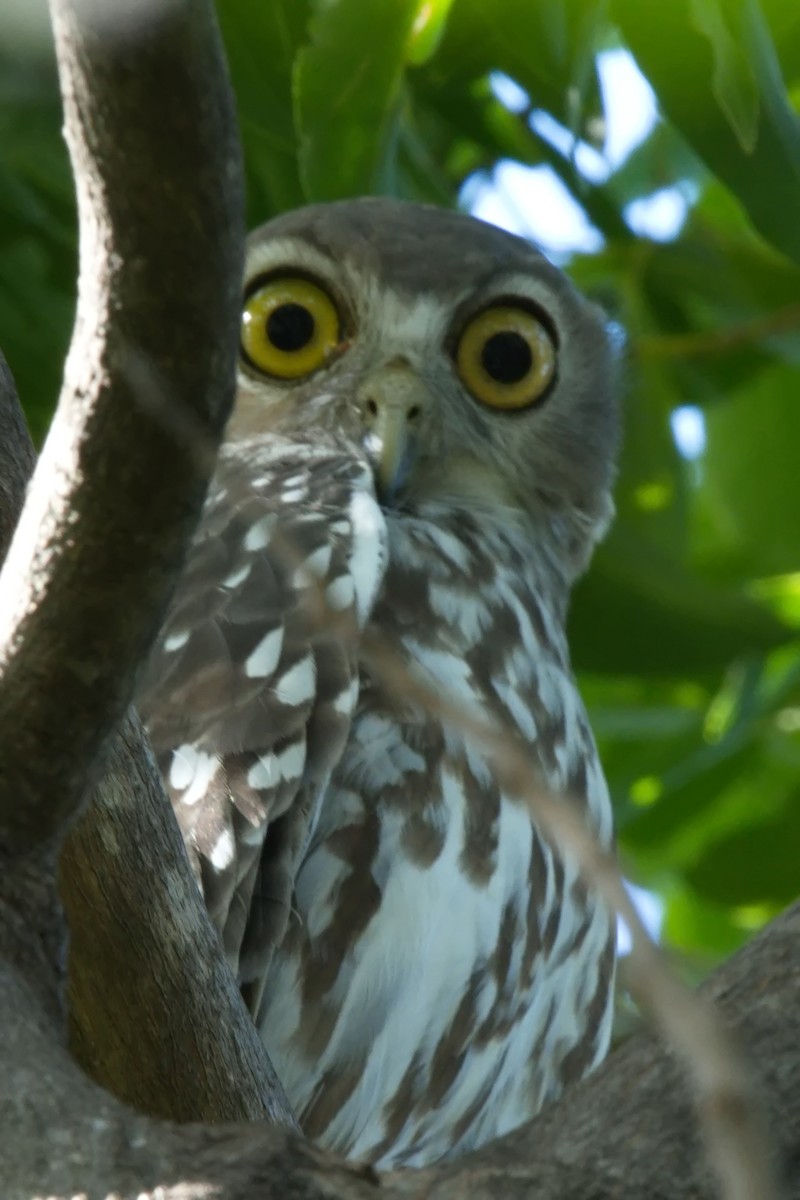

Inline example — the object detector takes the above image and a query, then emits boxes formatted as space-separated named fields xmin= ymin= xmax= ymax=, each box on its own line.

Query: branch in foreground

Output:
xmin=0 ymin=0 xmax=295 ymax=1133
xmin=61 ymin=712 xmax=297 ymax=1128
xmin=1 ymin=343 xmax=296 ymax=1127
xmin=0 ymin=352 xmax=68 ymax=1027
xmin=0 ymin=0 xmax=243 ymax=855
xmin=2 ymin=897 xmax=797 ymax=1199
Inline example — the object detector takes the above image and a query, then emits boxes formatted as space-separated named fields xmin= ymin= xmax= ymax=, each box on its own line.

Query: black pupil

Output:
xmin=481 ymin=330 xmax=532 ymax=385
xmin=267 ymin=303 xmax=315 ymax=352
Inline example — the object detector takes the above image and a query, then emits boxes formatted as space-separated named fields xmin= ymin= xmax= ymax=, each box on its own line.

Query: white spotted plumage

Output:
xmin=138 ymin=198 xmax=619 ymax=1167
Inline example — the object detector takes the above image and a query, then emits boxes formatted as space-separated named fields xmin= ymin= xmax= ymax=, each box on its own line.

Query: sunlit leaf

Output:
xmin=407 ymin=0 xmax=458 ymax=65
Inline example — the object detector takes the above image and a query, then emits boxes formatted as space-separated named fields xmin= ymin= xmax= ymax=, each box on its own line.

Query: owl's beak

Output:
xmin=360 ymin=368 xmax=424 ymax=505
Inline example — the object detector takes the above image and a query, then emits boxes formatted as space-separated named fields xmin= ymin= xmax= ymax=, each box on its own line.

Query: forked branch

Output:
xmin=0 ymin=0 xmax=295 ymax=1131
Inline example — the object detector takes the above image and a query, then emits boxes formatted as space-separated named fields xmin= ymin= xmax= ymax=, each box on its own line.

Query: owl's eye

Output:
xmin=455 ymin=305 xmax=556 ymax=410
xmin=241 ymin=276 xmax=342 ymax=379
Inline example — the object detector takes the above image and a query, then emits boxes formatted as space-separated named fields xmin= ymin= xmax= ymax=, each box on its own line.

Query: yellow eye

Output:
xmin=240 ymin=276 xmax=342 ymax=379
xmin=455 ymin=305 xmax=556 ymax=410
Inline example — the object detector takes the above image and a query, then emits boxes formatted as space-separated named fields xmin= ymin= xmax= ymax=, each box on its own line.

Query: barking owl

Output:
xmin=138 ymin=198 xmax=619 ymax=1168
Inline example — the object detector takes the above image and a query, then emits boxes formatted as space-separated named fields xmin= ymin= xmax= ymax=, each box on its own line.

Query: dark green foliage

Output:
xmin=1 ymin=0 xmax=798 ymax=971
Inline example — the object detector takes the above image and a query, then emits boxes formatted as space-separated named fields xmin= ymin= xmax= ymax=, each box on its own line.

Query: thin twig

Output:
xmin=362 ymin=632 xmax=777 ymax=1200
xmin=638 ymin=302 xmax=800 ymax=360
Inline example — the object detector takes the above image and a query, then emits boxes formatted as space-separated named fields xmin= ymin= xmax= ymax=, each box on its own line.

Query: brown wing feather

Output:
xmin=137 ymin=435 xmax=387 ymax=994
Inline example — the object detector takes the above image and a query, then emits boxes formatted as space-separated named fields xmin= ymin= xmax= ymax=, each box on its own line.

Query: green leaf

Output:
xmin=629 ymin=226 xmax=800 ymax=406
xmin=690 ymin=364 xmax=800 ymax=578
xmin=613 ymin=0 xmax=800 ymax=264
xmin=613 ymin=360 xmax=690 ymax=559
xmin=430 ymin=0 xmax=606 ymax=136
xmin=760 ymin=0 xmax=800 ymax=85
xmin=620 ymin=734 xmax=760 ymax=860
xmin=217 ymin=0 xmax=310 ymax=220
xmin=406 ymin=0 xmax=458 ymax=65
xmin=295 ymin=0 xmax=420 ymax=200
xmin=570 ymin=529 xmax=793 ymax=677
xmin=0 ymin=53 xmax=75 ymax=438
xmin=661 ymin=882 xmax=751 ymax=963
xmin=689 ymin=0 xmax=760 ymax=152
xmin=603 ymin=116 xmax=707 ymax=209
xmin=686 ymin=790 xmax=800 ymax=905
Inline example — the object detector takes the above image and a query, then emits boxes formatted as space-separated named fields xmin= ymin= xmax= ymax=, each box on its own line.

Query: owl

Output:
xmin=137 ymin=198 xmax=619 ymax=1168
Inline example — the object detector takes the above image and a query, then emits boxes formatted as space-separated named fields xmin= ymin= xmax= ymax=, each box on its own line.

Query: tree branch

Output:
xmin=0 ymin=352 xmax=35 ymax=560
xmin=61 ymin=713 xmax=297 ymax=1127
xmin=0 ymin=0 xmax=295 ymax=1133
xmin=2 ymin=897 xmax=797 ymax=1199
xmin=0 ymin=353 xmax=66 ymax=1027
xmin=0 ymin=0 xmax=243 ymax=855
xmin=638 ymin=301 xmax=800 ymax=360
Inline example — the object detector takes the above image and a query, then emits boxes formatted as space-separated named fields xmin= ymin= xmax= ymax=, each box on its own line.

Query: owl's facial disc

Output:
xmin=358 ymin=363 xmax=425 ymax=505
xmin=236 ymin=204 xmax=618 ymax=553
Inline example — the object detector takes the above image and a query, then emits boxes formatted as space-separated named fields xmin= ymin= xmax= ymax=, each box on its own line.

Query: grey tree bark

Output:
xmin=0 ymin=3 xmax=796 ymax=1199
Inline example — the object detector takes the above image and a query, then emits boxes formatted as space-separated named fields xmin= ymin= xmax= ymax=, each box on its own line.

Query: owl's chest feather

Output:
xmin=259 ymin=510 xmax=614 ymax=1166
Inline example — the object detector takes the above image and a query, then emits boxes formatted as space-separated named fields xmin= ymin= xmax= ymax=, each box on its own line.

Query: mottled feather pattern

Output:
xmin=253 ymin=502 xmax=614 ymax=1164
xmin=140 ymin=435 xmax=386 ymax=982
xmin=141 ymin=456 xmax=613 ymax=1165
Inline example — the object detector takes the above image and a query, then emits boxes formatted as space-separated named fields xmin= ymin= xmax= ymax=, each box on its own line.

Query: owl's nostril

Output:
xmin=407 ymin=405 xmax=421 ymax=422
xmin=365 ymin=398 xmax=378 ymax=419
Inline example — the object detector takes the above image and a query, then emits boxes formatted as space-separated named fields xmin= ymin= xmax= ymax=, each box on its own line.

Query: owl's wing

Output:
xmin=137 ymin=436 xmax=387 ymax=1007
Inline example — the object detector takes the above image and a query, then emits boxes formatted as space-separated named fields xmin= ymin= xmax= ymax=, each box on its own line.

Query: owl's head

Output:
xmin=230 ymin=198 xmax=619 ymax=578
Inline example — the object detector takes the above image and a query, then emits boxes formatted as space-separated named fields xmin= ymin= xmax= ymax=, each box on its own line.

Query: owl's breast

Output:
xmin=256 ymin=511 xmax=615 ymax=1166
